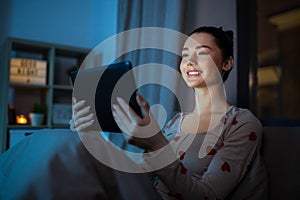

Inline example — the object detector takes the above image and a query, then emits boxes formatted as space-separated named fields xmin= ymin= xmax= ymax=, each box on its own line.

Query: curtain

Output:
xmin=115 ymin=0 xmax=194 ymax=126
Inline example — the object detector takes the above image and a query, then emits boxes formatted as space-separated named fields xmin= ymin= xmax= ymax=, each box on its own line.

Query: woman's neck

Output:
xmin=193 ymin=83 xmax=230 ymax=115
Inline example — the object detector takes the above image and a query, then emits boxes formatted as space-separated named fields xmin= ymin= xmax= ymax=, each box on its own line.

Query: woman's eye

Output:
xmin=181 ymin=54 xmax=189 ymax=58
xmin=198 ymin=51 xmax=208 ymax=56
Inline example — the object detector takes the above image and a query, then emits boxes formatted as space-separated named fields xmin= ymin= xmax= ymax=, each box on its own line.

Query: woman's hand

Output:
xmin=69 ymin=97 xmax=94 ymax=132
xmin=112 ymin=93 xmax=168 ymax=151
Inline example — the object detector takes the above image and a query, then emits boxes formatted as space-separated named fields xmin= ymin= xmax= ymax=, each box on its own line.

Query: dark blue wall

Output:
xmin=1 ymin=0 xmax=118 ymax=48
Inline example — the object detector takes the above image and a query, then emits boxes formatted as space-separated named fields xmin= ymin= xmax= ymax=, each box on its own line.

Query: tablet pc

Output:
xmin=70 ymin=61 xmax=142 ymax=132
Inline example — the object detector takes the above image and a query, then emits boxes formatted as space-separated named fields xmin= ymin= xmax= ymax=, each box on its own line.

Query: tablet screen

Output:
xmin=70 ymin=61 xmax=142 ymax=132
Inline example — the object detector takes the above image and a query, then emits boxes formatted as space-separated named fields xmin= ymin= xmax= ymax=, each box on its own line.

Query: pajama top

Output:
xmin=142 ymin=105 xmax=269 ymax=200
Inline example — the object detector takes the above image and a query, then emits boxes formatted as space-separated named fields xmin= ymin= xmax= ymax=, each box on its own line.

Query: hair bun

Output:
xmin=225 ymin=30 xmax=234 ymax=41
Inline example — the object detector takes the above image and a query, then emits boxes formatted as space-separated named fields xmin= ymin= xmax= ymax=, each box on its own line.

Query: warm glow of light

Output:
xmin=258 ymin=66 xmax=281 ymax=86
xmin=16 ymin=114 xmax=28 ymax=124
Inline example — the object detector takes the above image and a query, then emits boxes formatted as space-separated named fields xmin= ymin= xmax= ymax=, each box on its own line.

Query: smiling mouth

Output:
xmin=187 ymin=70 xmax=202 ymax=77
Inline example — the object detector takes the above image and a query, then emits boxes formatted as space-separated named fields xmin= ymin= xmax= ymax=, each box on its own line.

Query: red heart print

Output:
xmin=231 ymin=117 xmax=238 ymax=125
xmin=221 ymin=161 xmax=231 ymax=172
xmin=178 ymin=151 xmax=185 ymax=160
xmin=180 ymin=163 xmax=187 ymax=174
xmin=249 ymin=132 xmax=257 ymax=141
xmin=173 ymin=136 xmax=180 ymax=142
xmin=206 ymin=146 xmax=217 ymax=155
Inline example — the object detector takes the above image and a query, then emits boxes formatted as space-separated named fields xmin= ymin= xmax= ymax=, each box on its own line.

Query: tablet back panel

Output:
xmin=71 ymin=61 xmax=141 ymax=132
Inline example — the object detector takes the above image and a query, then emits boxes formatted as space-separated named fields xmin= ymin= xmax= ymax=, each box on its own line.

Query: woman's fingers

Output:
xmin=112 ymin=95 xmax=167 ymax=151
xmin=74 ymin=112 xmax=93 ymax=126
xmin=73 ymin=105 xmax=91 ymax=121
xmin=136 ymin=93 xmax=150 ymax=117
xmin=116 ymin=97 xmax=141 ymax=123
xmin=73 ymin=100 xmax=86 ymax=114
xmin=71 ymin=98 xmax=94 ymax=131
xmin=136 ymin=93 xmax=149 ymax=109
xmin=75 ymin=118 xmax=94 ymax=131
xmin=69 ymin=118 xmax=76 ymax=131
xmin=70 ymin=113 xmax=94 ymax=132
xmin=72 ymin=97 xmax=77 ymax=104
xmin=112 ymin=103 xmax=131 ymax=127
xmin=112 ymin=109 xmax=128 ymax=133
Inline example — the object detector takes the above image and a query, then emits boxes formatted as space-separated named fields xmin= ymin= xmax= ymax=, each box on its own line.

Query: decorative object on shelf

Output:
xmin=29 ymin=113 xmax=44 ymax=126
xmin=10 ymin=58 xmax=47 ymax=85
xmin=52 ymin=103 xmax=72 ymax=125
xmin=29 ymin=103 xmax=46 ymax=126
xmin=16 ymin=114 xmax=28 ymax=125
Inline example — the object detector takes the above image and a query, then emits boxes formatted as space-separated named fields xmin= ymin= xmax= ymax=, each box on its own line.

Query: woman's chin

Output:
xmin=183 ymin=77 xmax=203 ymax=87
xmin=186 ymin=81 xmax=206 ymax=88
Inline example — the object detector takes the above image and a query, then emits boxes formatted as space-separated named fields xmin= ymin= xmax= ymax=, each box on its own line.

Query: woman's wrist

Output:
xmin=146 ymin=134 xmax=169 ymax=152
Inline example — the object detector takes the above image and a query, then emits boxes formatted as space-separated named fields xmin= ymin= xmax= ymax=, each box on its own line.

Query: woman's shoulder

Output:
xmin=224 ymin=106 xmax=263 ymax=134
xmin=230 ymin=106 xmax=262 ymax=125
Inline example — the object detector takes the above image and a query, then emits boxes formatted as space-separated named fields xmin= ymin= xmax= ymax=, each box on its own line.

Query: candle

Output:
xmin=16 ymin=114 xmax=28 ymax=124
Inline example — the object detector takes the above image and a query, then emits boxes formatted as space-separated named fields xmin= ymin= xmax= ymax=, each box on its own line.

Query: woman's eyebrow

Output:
xmin=195 ymin=45 xmax=211 ymax=50
xmin=182 ymin=45 xmax=211 ymax=51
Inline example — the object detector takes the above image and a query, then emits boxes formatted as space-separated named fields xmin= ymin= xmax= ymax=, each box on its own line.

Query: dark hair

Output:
xmin=189 ymin=26 xmax=234 ymax=82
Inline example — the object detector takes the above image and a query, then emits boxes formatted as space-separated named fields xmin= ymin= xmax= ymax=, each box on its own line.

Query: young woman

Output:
xmin=71 ymin=26 xmax=268 ymax=199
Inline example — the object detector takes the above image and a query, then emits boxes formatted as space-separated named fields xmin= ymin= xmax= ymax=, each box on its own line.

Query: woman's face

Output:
xmin=180 ymin=32 xmax=224 ymax=88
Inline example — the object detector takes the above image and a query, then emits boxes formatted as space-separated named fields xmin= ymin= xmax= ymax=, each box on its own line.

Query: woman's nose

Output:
xmin=187 ymin=53 xmax=197 ymax=66
xmin=187 ymin=61 xmax=194 ymax=67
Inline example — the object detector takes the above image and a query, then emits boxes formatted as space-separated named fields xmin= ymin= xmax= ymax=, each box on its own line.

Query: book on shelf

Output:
xmin=9 ymin=58 xmax=47 ymax=85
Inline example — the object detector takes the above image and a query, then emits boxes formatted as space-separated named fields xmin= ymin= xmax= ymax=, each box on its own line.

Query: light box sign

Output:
xmin=10 ymin=58 xmax=47 ymax=85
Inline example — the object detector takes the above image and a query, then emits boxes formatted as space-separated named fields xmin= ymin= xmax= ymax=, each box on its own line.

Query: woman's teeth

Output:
xmin=187 ymin=71 xmax=200 ymax=75
xmin=187 ymin=70 xmax=202 ymax=76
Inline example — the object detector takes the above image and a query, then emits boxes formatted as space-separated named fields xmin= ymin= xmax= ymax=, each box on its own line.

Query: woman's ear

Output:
xmin=222 ymin=56 xmax=233 ymax=71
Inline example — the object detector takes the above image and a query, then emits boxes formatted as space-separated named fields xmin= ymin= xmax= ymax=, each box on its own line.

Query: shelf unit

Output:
xmin=0 ymin=37 xmax=90 ymax=152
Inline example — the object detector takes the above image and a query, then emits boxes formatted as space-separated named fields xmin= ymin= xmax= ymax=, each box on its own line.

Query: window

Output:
xmin=237 ymin=0 xmax=300 ymax=124
xmin=257 ymin=1 xmax=300 ymax=121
